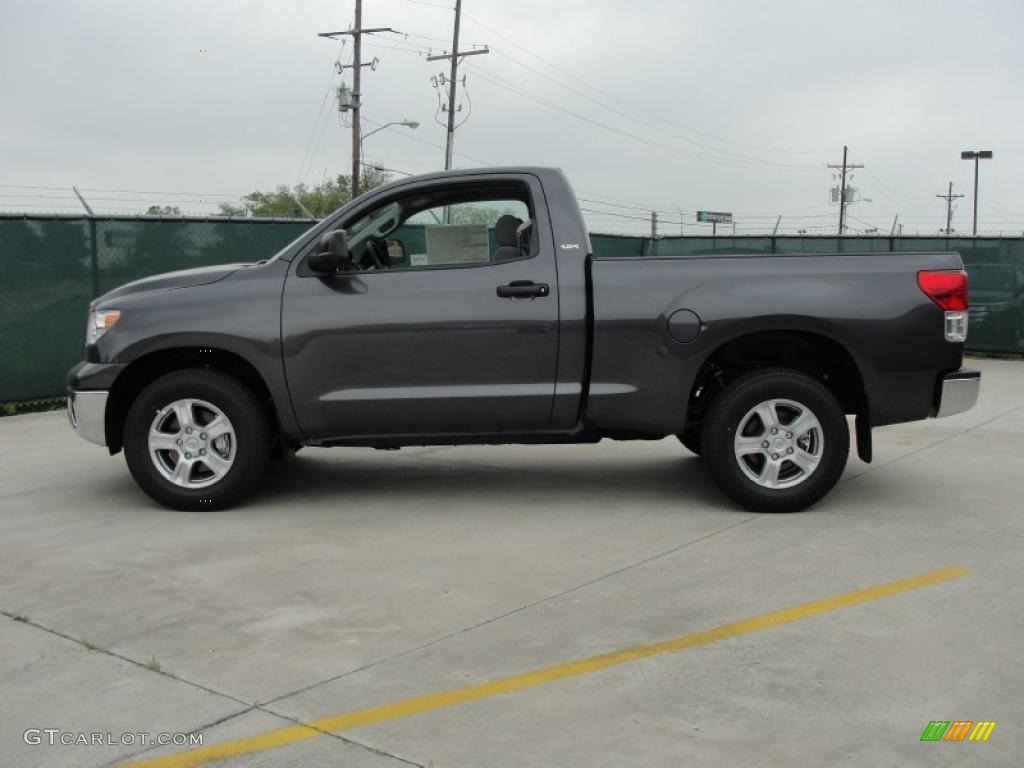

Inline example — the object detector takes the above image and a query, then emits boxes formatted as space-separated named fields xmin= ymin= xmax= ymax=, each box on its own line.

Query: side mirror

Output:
xmin=386 ymin=238 xmax=406 ymax=265
xmin=308 ymin=230 xmax=352 ymax=274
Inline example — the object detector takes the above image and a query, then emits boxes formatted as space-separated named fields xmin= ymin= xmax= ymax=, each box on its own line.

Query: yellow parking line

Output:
xmin=123 ymin=565 xmax=971 ymax=768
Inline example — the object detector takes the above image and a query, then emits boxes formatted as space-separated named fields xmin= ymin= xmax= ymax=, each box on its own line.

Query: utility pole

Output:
xmin=935 ymin=181 xmax=964 ymax=235
xmin=650 ymin=210 xmax=658 ymax=239
xmin=318 ymin=7 xmax=395 ymax=199
xmin=427 ymin=0 xmax=488 ymax=169
xmin=351 ymin=0 xmax=363 ymax=198
xmin=827 ymin=145 xmax=863 ymax=235
xmin=960 ymin=150 xmax=993 ymax=236
xmin=890 ymin=214 xmax=899 ymax=236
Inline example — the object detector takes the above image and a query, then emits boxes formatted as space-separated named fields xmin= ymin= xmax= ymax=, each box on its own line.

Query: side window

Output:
xmin=389 ymin=198 xmax=531 ymax=270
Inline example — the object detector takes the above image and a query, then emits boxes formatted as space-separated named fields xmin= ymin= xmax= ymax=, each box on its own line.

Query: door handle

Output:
xmin=496 ymin=280 xmax=550 ymax=299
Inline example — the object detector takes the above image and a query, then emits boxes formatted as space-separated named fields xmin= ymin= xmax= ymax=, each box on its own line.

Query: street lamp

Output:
xmin=371 ymin=164 xmax=414 ymax=177
xmin=360 ymin=120 xmax=419 ymax=163
xmin=960 ymin=149 xmax=993 ymax=236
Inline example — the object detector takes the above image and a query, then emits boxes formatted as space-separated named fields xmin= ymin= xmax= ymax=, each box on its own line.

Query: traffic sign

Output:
xmin=697 ymin=210 xmax=732 ymax=224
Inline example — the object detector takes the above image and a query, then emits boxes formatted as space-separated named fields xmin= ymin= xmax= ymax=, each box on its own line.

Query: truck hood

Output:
xmin=95 ymin=263 xmax=249 ymax=305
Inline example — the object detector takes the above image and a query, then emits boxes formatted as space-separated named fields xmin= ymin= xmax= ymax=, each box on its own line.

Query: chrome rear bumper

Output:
xmin=68 ymin=390 xmax=108 ymax=446
xmin=934 ymin=369 xmax=981 ymax=418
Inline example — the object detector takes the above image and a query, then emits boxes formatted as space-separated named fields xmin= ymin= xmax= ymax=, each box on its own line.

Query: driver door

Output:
xmin=281 ymin=176 xmax=559 ymax=441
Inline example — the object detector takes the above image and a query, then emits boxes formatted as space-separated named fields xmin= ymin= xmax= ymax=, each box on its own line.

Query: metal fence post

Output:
xmin=73 ymin=187 xmax=99 ymax=297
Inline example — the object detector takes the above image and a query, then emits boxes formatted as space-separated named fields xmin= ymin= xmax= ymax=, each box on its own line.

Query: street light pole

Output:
xmin=960 ymin=150 xmax=993 ymax=236
xmin=359 ymin=120 xmax=419 ymax=163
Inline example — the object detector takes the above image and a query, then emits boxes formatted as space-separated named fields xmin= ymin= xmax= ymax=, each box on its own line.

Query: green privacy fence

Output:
xmin=1 ymin=215 xmax=313 ymax=403
xmin=2 ymin=215 xmax=1022 ymax=403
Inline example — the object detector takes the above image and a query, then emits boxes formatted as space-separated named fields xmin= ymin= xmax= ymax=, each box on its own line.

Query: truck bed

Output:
xmin=586 ymin=251 xmax=964 ymax=433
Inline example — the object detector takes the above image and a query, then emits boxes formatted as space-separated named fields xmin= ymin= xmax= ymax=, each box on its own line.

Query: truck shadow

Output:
xmin=257 ymin=447 xmax=734 ymax=511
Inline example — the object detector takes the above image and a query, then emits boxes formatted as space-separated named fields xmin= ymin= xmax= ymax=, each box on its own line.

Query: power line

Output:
xmin=296 ymin=38 xmax=343 ymax=186
xmin=576 ymin=189 xmax=675 ymax=213
xmin=860 ymin=168 xmax=934 ymax=205
xmin=483 ymin=48 xmax=818 ymax=171
xmin=397 ymin=0 xmax=453 ymax=9
xmin=361 ymin=40 xmax=431 ymax=56
xmin=462 ymin=12 xmax=832 ymax=159
xmin=579 ymin=207 xmax=653 ymax=222
xmin=394 ymin=30 xmax=452 ymax=44
xmin=0 ymin=184 xmax=75 ymax=191
xmin=577 ymin=196 xmax=676 ymax=215
xmin=465 ymin=64 xmax=819 ymax=175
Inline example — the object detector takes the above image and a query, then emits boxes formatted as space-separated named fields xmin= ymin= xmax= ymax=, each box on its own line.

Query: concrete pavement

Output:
xmin=1 ymin=358 xmax=1022 ymax=767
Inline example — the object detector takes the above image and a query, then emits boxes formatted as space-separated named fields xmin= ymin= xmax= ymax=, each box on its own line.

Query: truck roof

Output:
xmin=371 ymin=166 xmax=564 ymax=195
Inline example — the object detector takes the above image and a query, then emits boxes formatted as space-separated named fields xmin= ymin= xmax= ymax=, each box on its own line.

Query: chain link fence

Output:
xmin=2 ymin=215 xmax=1021 ymax=406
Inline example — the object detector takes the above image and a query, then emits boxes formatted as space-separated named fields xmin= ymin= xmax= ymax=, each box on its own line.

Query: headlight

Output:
xmin=87 ymin=309 xmax=120 ymax=344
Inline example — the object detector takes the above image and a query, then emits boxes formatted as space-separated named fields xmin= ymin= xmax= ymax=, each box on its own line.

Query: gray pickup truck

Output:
xmin=67 ymin=167 xmax=980 ymax=513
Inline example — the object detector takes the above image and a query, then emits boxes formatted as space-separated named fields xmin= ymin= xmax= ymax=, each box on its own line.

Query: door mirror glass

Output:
xmin=308 ymin=230 xmax=353 ymax=274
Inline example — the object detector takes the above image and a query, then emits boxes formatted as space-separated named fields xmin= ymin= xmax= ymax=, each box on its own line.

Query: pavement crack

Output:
xmin=252 ymin=704 xmax=427 ymax=768
xmin=259 ymin=513 xmax=759 ymax=708
xmin=94 ymin=707 xmax=258 ymax=768
xmin=0 ymin=610 xmax=254 ymax=709
xmin=825 ymin=507 xmax=1024 ymax=540
xmin=840 ymin=402 xmax=1024 ymax=483
xmin=3 ymin=611 xmax=424 ymax=768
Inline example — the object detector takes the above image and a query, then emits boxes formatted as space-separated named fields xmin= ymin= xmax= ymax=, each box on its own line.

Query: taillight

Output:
xmin=918 ymin=269 xmax=968 ymax=342
xmin=917 ymin=269 xmax=968 ymax=310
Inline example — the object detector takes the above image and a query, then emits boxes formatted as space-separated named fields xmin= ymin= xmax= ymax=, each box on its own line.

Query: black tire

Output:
xmin=676 ymin=428 xmax=702 ymax=456
xmin=701 ymin=368 xmax=849 ymax=513
xmin=123 ymin=369 xmax=272 ymax=511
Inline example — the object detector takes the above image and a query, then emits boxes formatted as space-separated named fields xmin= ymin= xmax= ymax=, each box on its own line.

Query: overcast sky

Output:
xmin=2 ymin=0 xmax=1022 ymax=234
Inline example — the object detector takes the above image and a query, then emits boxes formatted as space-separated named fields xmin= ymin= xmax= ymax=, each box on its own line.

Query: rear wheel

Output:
xmin=701 ymin=368 xmax=849 ymax=512
xmin=123 ymin=369 xmax=272 ymax=510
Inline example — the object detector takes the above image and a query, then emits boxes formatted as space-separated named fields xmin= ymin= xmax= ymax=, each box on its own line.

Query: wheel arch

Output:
xmin=685 ymin=327 xmax=872 ymax=461
xmin=105 ymin=347 xmax=285 ymax=455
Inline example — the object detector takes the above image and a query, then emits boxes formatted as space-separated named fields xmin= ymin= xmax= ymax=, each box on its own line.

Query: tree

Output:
xmin=145 ymin=205 xmax=182 ymax=216
xmin=219 ymin=168 xmax=391 ymax=219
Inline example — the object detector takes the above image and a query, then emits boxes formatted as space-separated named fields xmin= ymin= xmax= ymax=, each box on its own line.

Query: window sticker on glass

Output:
xmin=425 ymin=225 xmax=490 ymax=265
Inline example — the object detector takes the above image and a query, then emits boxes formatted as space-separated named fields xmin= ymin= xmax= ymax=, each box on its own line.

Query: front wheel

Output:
xmin=123 ymin=369 xmax=272 ymax=510
xmin=701 ymin=368 xmax=849 ymax=513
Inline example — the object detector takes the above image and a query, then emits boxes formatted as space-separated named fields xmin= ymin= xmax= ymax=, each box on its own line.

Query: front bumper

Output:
xmin=934 ymin=369 xmax=981 ymax=418
xmin=68 ymin=390 xmax=108 ymax=446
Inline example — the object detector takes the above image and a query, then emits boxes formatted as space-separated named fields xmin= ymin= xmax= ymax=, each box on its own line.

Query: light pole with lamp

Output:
xmin=960 ymin=150 xmax=993 ymax=236
xmin=359 ymin=120 xmax=420 ymax=179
